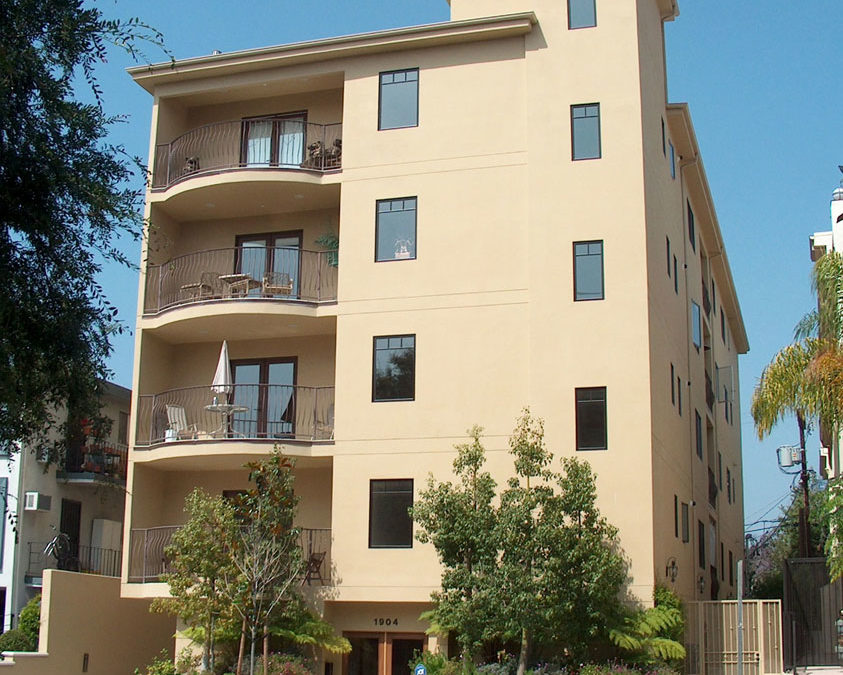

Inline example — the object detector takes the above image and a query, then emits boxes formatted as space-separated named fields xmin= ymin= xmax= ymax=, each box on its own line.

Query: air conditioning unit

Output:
xmin=23 ymin=492 xmax=51 ymax=512
xmin=820 ymin=447 xmax=831 ymax=478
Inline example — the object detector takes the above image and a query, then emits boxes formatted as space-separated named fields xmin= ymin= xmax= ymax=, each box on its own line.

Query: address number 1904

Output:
xmin=373 ymin=618 xmax=399 ymax=627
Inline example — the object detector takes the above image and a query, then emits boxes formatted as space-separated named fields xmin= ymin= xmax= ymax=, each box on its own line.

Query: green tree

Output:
xmin=412 ymin=426 xmax=499 ymax=671
xmin=0 ymin=0 xmax=165 ymax=451
xmin=153 ymin=489 xmax=238 ymax=673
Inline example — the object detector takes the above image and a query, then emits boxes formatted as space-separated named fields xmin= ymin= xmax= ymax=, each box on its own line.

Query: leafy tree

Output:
xmin=153 ymin=489 xmax=239 ymax=673
xmin=412 ymin=426 xmax=499 ymax=671
xmin=0 ymin=0 xmax=165 ymax=451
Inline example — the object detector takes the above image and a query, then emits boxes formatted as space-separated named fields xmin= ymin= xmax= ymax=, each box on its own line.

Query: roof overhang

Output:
xmin=657 ymin=0 xmax=680 ymax=22
xmin=128 ymin=13 xmax=537 ymax=94
xmin=667 ymin=103 xmax=749 ymax=355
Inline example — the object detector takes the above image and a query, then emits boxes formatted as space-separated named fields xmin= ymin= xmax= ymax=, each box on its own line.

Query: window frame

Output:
xmin=692 ymin=301 xmax=702 ymax=350
xmin=372 ymin=334 xmax=416 ymax=402
xmin=687 ymin=200 xmax=696 ymax=252
xmin=695 ymin=410 xmax=703 ymax=459
xmin=575 ymin=386 xmax=607 ymax=451
xmin=698 ymin=520 xmax=706 ymax=570
xmin=378 ymin=68 xmax=419 ymax=131
xmin=571 ymin=103 xmax=602 ymax=160
xmin=669 ymin=141 xmax=676 ymax=179
xmin=681 ymin=502 xmax=690 ymax=543
xmin=375 ymin=197 xmax=418 ymax=263
xmin=368 ymin=478 xmax=414 ymax=549
xmin=573 ymin=240 xmax=604 ymax=301
xmin=567 ymin=0 xmax=597 ymax=29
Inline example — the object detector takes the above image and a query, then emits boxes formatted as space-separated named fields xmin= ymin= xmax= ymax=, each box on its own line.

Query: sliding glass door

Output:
xmin=242 ymin=113 xmax=306 ymax=167
xmin=231 ymin=358 xmax=297 ymax=438
xmin=235 ymin=230 xmax=302 ymax=297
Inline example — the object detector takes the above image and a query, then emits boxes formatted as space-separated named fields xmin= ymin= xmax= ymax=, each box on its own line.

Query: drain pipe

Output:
xmin=737 ymin=559 xmax=744 ymax=675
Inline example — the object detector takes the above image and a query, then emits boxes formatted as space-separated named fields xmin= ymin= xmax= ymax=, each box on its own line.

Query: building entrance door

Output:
xmin=344 ymin=633 xmax=425 ymax=675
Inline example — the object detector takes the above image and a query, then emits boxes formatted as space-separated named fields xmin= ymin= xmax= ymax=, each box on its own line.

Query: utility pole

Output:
xmin=797 ymin=413 xmax=812 ymax=558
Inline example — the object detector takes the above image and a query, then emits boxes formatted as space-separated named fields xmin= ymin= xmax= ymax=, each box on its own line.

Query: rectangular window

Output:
xmin=669 ymin=141 xmax=676 ymax=179
xmin=677 ymin=377 xmax=682 ymax=415
xmin=727 ymin=468 xmax=732 ymax=504
xmin=673 ymin=256 xmax=679 ymax=294
xmin=721 ymin=307 xmax=726 ymax=342
xmin=379 ymin=68 xmax=419 ymax=130
xmin=571 ymin=104 xmax=601 ymax=160
xmin=674 ymin=495 xmax=679 ymax=538
xmin=692 ymin=301 xmax=702 ymax=349
xmin=573 ymin=240 xmax=604 ymax=300
xmin=695 ymin=410 xmax=703 ymax=459
xmin=369 ymin=479 xmax=413 ymax=548
xmin=698 ymin=520 xmax=706 ymax=569
xmin=376 ymin=198 xmax=417 ymax=262
xmin=666 ymin=237 xmax=671 ymax=277
xmin=711 ymin=280 xmax=716 ymax=308
xmin=662 ymin=118 xmax=666 ymax=156
xmin=568 ymin=0 xmax=596 ymax=29
xmin=687 ymin=201 xmax=696 ymax=252
xmin=721 ymin=542 xmax=725 ymax=581
xmin=681 ymin=503 xmax=690 ymax=543
xmin=718 ymin=452 xmax=723 ymax=488
xmin=729 ymin=550 xmax=734 ymax=585
xmin=671 ymin=363 xmax=675 ymax=405
xmin=575 ymin=387 xmax=607 ymax=451
xmin=373 ymin=335 xmax=415 ymax=401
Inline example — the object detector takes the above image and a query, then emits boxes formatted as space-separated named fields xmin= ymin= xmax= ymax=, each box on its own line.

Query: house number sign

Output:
xmin=373 ymin=618 xmax=399 ymax=626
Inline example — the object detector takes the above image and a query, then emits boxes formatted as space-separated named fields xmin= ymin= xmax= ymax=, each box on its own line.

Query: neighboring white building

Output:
xmin=0 ymin=382 xmax=130 ymax=630
xmin=809 ymin=174 xmax=843 ymax=479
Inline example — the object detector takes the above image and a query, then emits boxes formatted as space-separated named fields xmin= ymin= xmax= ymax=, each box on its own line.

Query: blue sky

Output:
xmin=90 ymin=0 xmax=843 ymax=530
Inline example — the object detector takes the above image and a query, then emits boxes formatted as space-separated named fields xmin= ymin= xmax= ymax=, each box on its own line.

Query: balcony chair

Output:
xmin=262 ymin=271 xmax=294 ymax=297
xmin=179 ymin=271 xmax=219 ymax=303
xmin=303 ymin=551 xmax=326 ymax=585
xmin=165 ymin=404 xmax=201 ymax=440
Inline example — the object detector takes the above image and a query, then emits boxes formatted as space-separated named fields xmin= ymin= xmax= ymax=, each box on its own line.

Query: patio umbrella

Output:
xmin=211 ymin=340 xmax=233 ymax=397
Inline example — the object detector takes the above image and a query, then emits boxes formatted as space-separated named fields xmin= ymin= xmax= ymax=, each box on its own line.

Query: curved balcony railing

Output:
xmin=152 ymin=119 xmax=342 ymax=189
xmin=135 ymin=384 xmax=334 ymax=446
xmin=128 ymin=526 xmax=330 ymax=584
xmin=143 ymin=246 xmax=338 ymax=315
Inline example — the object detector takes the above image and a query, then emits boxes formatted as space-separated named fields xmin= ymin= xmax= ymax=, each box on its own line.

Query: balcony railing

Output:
xmin=135 ymin=384 xmax=334 ymax=446
xmin=128 ymin=526 xmax=331 ymax=584
xmin=26 ymin=542 xmax=122 ymax=581
xmin=143 ymin=246 xmax=338 ymax=315
xmin=705 ymin=372 xmax=715 ymax=412
xmin=61 ymin=441 xmax=127 ymax=482
xmin=152 ymin=119 xmax=342 ymax=189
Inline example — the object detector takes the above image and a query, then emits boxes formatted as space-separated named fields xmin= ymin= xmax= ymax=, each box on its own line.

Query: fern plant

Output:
xmin=609 ymin=586 xmax=686 ymax=666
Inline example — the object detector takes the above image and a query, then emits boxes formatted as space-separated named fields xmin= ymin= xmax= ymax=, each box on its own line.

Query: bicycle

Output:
xmin=44 ymin=532 xmax=80 ymax=572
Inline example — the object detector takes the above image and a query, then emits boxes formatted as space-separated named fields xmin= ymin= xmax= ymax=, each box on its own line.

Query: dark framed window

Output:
xmin=677 ymin=377 xmax=682 ymax=416
xmin=727 ymin=468 xmax=732 ymax=504
xmin=666 ymin=237 xmax=671 ymax=277
xmin=721 ymin=307 xmax=726 ymax=342
xmin=236 ymin=230 xmax=303 ymax=298
xmin=674 ymin=495 xmax=679 ymax=538
xmin=669 ymin=141 xmax=676 ymax=179
xmin=692 ymin=301 xmax=702 ymax=349
xmin=729 ymin=550 xmax=734 ymax=585
xmin=681 ymin=502 xmax=690 ymax=543
xmin=573 ymin=240 xmax=604 ymax=300
xmin=376 ymin=198 xmax=417 ymax=262
xmin=695 ymin=410 xmax=703 ymax=459
xmin=231 ymin=357 xmax=297 ymax=438
xmin=670 ymin=363 xmax=675 ymax=405
xmin=687 ymin=201 xmax=696 ymax=251
xmin=673 ymin=256 xmax=678 ymax=294
xmin=721 ymin=542 xmax=725 ymax=581
xmin=661 ymin=118 xmax=666 ymax=156
xmin=373 ymin=335 xmax=416 ymax=401
xmin=369 ymin=479 xmax=413 ymax=548
xmin=379 ymin=69 xmax=419 ymax=130
xmin=575 ymin=387 xmax=607 ymax=451
xmin=571 ymin=104 xmax=601 ymax=160
xmin=568 ymin=0 xmax=596 ymax=29
xmin=241 ymin=112 xmax=307 ymax=167
xmin=718 ymin=452 xmax=723 ymax=488
xmin=698 ymin=520 xmax=706 ymax=569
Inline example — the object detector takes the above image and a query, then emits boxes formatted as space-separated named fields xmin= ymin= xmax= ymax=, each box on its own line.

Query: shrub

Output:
xmin=18 ymin=594 xmax=40 ymax=648
xmin=477 ymin=657 xmax=517 ymax=675
xmin=134 ymin=650 xmax=177 ymax=675
xmin=410 ymin=650 xmax=464 ymax=675
xmin=240 ymin=652 xmax=316 ymax=675
xmin=0 ymin=628 xmax=35 ymax=652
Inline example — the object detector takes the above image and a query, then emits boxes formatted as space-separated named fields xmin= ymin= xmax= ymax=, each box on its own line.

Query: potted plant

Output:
xmin=394 ymin=239 xmax=412 ymax=259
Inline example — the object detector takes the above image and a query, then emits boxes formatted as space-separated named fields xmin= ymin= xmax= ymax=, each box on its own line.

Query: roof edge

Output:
xmin=127 ymin=13 xmax=537 ymax=92
xmin=666 ymin=103 xmax=749 ymax=355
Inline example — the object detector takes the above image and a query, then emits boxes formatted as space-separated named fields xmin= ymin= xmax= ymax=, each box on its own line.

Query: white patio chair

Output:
xmin=165 ymin=404 xmax=199 ymax=440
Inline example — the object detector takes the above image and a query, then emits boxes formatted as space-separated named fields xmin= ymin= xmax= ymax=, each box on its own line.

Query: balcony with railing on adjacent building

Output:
xmin=58 ymin=440 xmax=128 ymax=485
xmin=135 ymin=384 xmax=334 ymax=447
xmin=152 ymin=119 xmax=342 ymax=190
xmin=128 ymin=526 xmax=331 ymax=585
xmin=25 ymin=542 xmax=122 ymax=587
xmin=143 ymin=246 xmax=338 ymax=316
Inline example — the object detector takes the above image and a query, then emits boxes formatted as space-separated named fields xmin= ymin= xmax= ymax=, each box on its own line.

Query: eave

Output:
xmin=128 ymin=13 xmax=537 ymax=94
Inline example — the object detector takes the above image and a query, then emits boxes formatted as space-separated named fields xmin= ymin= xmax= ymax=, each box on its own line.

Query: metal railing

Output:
xmin=128 ymin=526 xmax=331 ymax=584
xmin=152 ymin=119 xmax=342 ymax=189
xmin=27 ymin=542 xmax=122 ymax=579
xmin=143 ymin=246 xmax=338 ymax=314
xmin=63 ymin=441 xmax=128 ymax=481
xmin=705 ymin=372 xmax=715 ymax=411
xmin=135 ymin=384 xmax=334 ymax=446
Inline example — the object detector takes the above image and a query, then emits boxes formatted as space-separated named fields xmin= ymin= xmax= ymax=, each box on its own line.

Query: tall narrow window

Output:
xmin=369 ymin=479 xmax=413 ymax=548
xmin=379 ymin=69 xmax=419 ymax=130
xmin=661 ymin=118 xmax=666 ymax=156
xmin=670 ymin=363 xmax=675 ymax=405
xmin=681 ymin=503 xmax=690 ymax=543
xmin=721 ymin=542 xmax=725 ymax=581
xmin=729 ymin=550 xmax=734 ymax=585
xmin=376 ymin=198 xmax=417 ymax=262
xmin=575 ymin=387 xmax=607 ymax=450
xmin=698 ymin=520 xmax=706 ymax=569
xmin=373 ymin=335 xmax=416 ymax=401
xmin=718 ymin=452 xmax=723 ymax=488
xmin=721 ymin=307 xmax=726 ymax=342
xmin=692 ymin=301 xmax=702 ymax=349
xmin=666 ymin=237 xmax=671 ymax=277
xmin=677 ymin=377 xmax=682 ymax=415
xmin=727 ymin=468 xmax=732 ymax=504
xmin=674 ymin=495 xmax=679 ymax=538
xmin=695 ymin=410 xmax=703 ymax=459
xmin=571 ymin=104 xmax=601 ymax=160
xmin=573 ymin=240 xmax=604 ymax=300
xmin=568 ymin=0 xmax=596 ymax=28
xmin=673 ymin=256 xmax=679 ymax=294
xmin=687 ymin=201 xmax=696 ymax=251
xmin=669 ymin=141 xmax=676 ymax=179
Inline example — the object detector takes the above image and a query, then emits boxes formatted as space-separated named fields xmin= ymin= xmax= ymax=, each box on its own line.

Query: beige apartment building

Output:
xmin=125 ymin=0 xmax=747 ymax=670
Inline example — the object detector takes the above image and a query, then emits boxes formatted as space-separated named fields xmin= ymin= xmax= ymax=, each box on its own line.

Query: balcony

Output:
xmin=143 ymin=246 xmax=337 ymax=315
xmin=128 ymin=526 xmax=331 ymax=585
xmin=135 ymin=384 xmax=334 ymax=447
xmin=705 ymin=372 xmax=715 ymax=412
xmin=58 ymin=441 xmax=127 ymax=484
xmin=152 ymin=119 xmax=342 ymax=190
xmin=708 ymin=468 xmax=718 ymax=509
xmin=25 ymin=542 xmax=122 ymax=586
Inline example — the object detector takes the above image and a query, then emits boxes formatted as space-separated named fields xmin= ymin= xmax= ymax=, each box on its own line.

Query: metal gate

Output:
xmin=783 ymin=557 xmax=843 ymax=668
xmin=684 ymin=600 xmax=783 ymax=675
